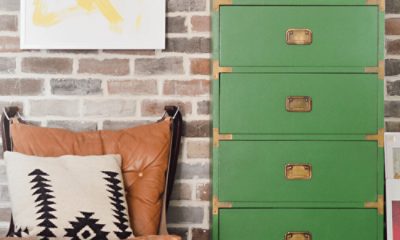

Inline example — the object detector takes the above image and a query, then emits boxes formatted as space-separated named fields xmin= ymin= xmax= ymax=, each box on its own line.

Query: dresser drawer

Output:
xmin=219 ymin=141 xmax=377 ymax=203
xmin=220 ymin=209 xmax=377 ymax=240
xmin=219 ymin=0 xmax=376 ymax=4
xmin=219 ymin=73 xmax=378 ymax=135
xmin=220 ymin=6 xmax=378 ymax=67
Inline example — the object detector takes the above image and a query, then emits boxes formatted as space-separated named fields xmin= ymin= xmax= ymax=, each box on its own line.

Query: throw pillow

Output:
xmin=10 ymin=118 xmax=172 ymax=235
xmin=5 ymin=151 xmax=134 ymax=240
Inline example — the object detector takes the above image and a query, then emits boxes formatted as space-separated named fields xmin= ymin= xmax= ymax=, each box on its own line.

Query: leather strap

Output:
xmin=158 ymin=106 xmax=183 ymax=234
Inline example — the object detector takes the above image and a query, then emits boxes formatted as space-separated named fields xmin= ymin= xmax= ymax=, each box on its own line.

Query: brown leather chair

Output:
xmin=1 ymin=106 xmax=183 ymax=240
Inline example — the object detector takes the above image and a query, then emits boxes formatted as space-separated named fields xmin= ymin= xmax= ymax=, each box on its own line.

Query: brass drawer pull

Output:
xmin=285 ymin=232 xmax=312 ymax=240
xmin=286 ymin=96 xmax=312 ymax=112
xmin=285 ymin=164 xmax=312 ymax=180
xmin=286 ymin=29 xmax=313 ymax=45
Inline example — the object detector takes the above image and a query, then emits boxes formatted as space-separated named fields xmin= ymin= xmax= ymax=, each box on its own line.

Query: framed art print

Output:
xmin=387 ymin=180 xmax=400 ymax=240
xmin=385 ymin=133 xmax=400 ymax=179
xmin=20 ymin=0 xmax=165 ymax=49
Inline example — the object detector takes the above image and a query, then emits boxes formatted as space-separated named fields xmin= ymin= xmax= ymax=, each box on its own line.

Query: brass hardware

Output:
xmin=285 ymin=164 xmax=312 ymax=180
xmin=365 ymin=128 xmax=385 ymax=148
xmin=285 ymin=232 xmax=312 ymax=240
xmin=213 ymin=0 xmax=232 ymax=11
xmin=213 ymin=60 xmax=232 ymax=80
xmin=286 ymin=29 xmax=313 ymax=45
xmin=365 ymin=60 xmax=385 ymax=80
xmin=366 ymin=0 xmax=385 ymax=12
xmin=213 ymin=128 xmax=233 ymax=147
xmin=213 ymin=196 xmax=233 ymax=215
xmin=286 ymin=96 xmax=312 ymax=112
xmin=365 ymin=195 xmax=384 ymax=215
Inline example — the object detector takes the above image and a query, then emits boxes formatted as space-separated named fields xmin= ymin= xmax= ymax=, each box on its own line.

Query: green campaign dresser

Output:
xmin=211 ymin=0 xmax=385 ymax=239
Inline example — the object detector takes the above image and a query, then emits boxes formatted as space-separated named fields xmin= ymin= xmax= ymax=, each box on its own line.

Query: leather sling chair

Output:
xmin=0 ymin=106 xmax=183 ymax=240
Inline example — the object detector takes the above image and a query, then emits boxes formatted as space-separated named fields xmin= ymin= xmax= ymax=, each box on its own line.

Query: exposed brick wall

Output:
xmin=386 ymin=1 xmax=400 ymax=131
xmin=0 ymin=0 xmax=211 ymax=239
xmin=1 ymin=0 xmax=398 ymax=239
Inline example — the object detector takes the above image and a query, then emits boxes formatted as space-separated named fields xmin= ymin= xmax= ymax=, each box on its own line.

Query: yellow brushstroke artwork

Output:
xmin=32 ymin=0 xmax=126 ymax=32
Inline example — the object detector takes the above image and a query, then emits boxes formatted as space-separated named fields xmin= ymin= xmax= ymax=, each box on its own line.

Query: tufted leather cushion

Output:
xmin=10 ymin=118 xmax=172 ymax=236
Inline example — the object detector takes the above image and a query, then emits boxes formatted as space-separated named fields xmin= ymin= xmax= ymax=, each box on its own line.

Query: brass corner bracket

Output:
xmin=213 ymin=61 xmax=232 ymax=80
xmin=365 ymin=128 xmax=385 ymax=148
xmin=366 ymin=0 xmax=386 ymax=12
xmin=365 ymin=195 xmax=384 ymax=215
xmin=365 ymin=60 xmax=385 ymax=80
xmin=213 ymin=196 xmax=233 ymax=215
xmin=213 ymin=128 xmax=233 ymax=147
xmin=213 ymin=0 xmax=233 ymax=11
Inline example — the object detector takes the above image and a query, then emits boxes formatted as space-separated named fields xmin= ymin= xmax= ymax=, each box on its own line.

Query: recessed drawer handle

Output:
xmin=286 ymin=29 xmax=313 ymax=45
xmin=285 ymin=164 xmax=312 ymax=180
xmin=286 ymin=96 xmax=312 ymax=112
xmin=285 ymin=232 xmax=312 ymax=240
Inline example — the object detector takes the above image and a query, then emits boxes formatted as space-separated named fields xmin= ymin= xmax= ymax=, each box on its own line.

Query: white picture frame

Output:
xmin=387 ymin=179 xmax=400 ymax=240
xmin=385 ymin=133 xmax=400 ymax=179
xmin=20 ymin=0 xmax=166 ymax=49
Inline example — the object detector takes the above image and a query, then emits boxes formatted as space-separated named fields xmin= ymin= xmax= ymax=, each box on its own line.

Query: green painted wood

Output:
xmin=216 ymin=201 xmax=366 ymax=209
xmin=212 ymin=78 xmax=220 ymax=240
xmin=220 ymin=73 xmax=378 ymax=135
xmin=219 ymin=209 xmax=378 ymax=240
xmin=220 ymin=6 xmax=378 ymax=67
xmin=219 ymin=141 xmax=377 ymax=202
xmin=222 ymin=134 xmax=376 ymax=141
xmin=224 ymin=66 xmax=370 ymax=74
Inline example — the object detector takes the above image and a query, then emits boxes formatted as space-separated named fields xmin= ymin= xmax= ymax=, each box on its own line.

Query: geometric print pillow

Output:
xmin=4 ymin=152 xmax=134 ymax=240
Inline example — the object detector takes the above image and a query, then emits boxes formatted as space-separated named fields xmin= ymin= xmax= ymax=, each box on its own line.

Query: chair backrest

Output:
xmin=1 ymin=105 xmax=183 ymax=236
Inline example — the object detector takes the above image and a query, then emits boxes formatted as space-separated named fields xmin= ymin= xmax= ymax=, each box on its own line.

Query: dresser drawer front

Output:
xmin=219 ymin=73 xmax=378 ymax=135
xmin=219 ymin=141 xmax=377 ymax=202
xmin=220 ymin=6 xmax=378 ymax=67
xmin=220 ymin=209 xmax=377 ymax=240
xmin=220 ymin=0 xmax=375 ymax=5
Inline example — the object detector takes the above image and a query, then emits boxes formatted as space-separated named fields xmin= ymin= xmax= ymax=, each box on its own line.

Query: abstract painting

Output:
xmin=387 ymin=180 xmax=400 ymax=240
xmin=21 ymin=0 xmax=165 ymax=49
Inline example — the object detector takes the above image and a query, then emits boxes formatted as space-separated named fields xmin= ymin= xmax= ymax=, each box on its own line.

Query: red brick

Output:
xmin=192 ymin=228 xmax=210 ymax=240
xmin=386 ymin=18 xmax=400 ymax=35
xmin=78 ymin=58 xmax=130 ymax=76
xmin=163 ymin=80 xmax=210 ymax=96
xmin=30 ymin=100 xmax=80 ymax=117
xmin=108 ymin=80 xmax=158 ymax=95
xmin=196 ymin=183 xmax=210 ymax=201
xmin=191 ymin=16 xmax=210 ymax=32
xmin=184 ymin=120 xmax=210 ymax=137
xmin=0 ymin=57 xmax=15 ymax=73
xmin=22 ymin=57 xmax=73 ymax=74
xmin=0 ymin=79 xmax=44 ymax=95
xmin=197 ymin=100 xmax=210 ymax=115
xmin=0 ymin=15 xmax=17 ymax=31
xmin=167 ymin=16 xmax=187 ymax=33
xmin=165 ymin=38 xmax=211 ymax=53
xmin=135 ymin=57 xmax=184 ymax=75
xmin=191 ymin=58 xmax=210 ymax=75
xmin=388 ymin=39 xmax=400 ymax=55
xmin=0 ymin=36 xmax=19 ymax=52
xmin=141 ymin=100 xmax=192 ymax=117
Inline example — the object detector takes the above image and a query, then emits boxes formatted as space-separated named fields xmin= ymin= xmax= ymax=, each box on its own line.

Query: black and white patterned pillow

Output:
xmin=5 ymin=152 xmax=134 ymax=240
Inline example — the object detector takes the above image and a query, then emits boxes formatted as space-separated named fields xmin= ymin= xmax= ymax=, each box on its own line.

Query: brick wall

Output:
xmin=0 ymin=0 xmax=211 ymax=239
xmin=386 ymin=0 xmax=400 ymax=130
xmin=1 ymin=0 xmax=399 ymax=239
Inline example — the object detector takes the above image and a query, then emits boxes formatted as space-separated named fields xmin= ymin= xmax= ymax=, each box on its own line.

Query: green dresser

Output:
xmin=212 ymin=0 xmax=385 ymax=239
